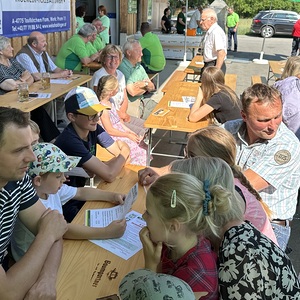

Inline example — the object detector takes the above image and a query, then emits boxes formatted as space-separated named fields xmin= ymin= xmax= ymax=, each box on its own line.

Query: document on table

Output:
xmin=168 ymin=101 xmax=190 ymax=108
xmin=50 ymin=79 xmax=72 ymax=84
xmin=182 ymin=96 xmax=196 ymax=104
xmin=35 ymin=93 xmax=51 ymax=98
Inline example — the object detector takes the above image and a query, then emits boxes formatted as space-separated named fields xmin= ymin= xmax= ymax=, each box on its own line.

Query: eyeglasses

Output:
xmin=106 ymin=55 xmax=119 ymax=61
xmin=74 ymin=111 xmax=103 ymax=120
xmin=200 ymin=17 xmax=210 ymax=22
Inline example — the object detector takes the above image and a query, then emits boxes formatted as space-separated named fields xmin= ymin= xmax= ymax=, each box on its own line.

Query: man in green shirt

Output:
xmin=226 ymin=7 xmax=239 ymax=52
xmin=176 ymin=6 xmax=186 ymax=34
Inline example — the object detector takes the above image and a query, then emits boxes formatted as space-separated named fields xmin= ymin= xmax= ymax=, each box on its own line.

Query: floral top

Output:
xmin=218 ymin=221 xmax=300 ymax=299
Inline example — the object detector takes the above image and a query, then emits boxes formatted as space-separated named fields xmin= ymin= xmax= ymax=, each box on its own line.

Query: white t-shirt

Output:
xmin=11 ymin=184 xmax=77 ymax=262
xmin=189 ymin=10 xmax=201 ymax=29
xmin=91 ymin=68 xmax=126 ymax=110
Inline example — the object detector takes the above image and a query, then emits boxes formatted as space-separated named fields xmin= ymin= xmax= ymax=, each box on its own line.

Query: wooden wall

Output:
xmin=10 ymin=0 xmax=76 ymax=57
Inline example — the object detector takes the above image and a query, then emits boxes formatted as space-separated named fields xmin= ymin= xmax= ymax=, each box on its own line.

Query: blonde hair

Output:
xmin=29 ymin=119 xmax=40 ymax=135
xmin=150 ymin=157 xmax=243 ymax=240
xmin=186 ymin=126 xmax=273 ymax=218
xmin=281 ymin=56 xmax=300 ymax=79
xmin=96 ymin=75 xmax=119 ymax=100
xmin=99 ymin=44 xmax=122 ymax=65
xmin=201 ymin=67 xmax=241 ymax=122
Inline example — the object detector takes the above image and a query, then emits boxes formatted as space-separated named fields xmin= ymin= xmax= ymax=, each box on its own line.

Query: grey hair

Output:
xmin=203 ymin=8 xmax=218 ymax=21
xmin=122 ymin=39 xmax=140 ymax=57
xmin=78 ymin=23 xmax=97 ymax=37
xmin=0 ymin=36 xmax=10 ymax=51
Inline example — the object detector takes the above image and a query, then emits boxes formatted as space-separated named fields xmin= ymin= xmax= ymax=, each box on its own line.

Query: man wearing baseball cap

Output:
xmin=11 ymin=143 xmax=127 ymax=261
xmin=55 ymin=86 xmax=130 ymax=222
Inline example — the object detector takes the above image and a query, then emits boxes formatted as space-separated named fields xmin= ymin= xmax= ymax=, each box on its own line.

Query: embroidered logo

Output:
xmin=274 ymin=150 xmax=291 ymax=165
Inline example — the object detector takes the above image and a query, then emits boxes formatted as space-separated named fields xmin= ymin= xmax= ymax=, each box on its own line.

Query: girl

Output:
xmin=168 ymin=157 xmax=300 ymax=299
xmin=188 ymin=66 xmax=241 ymax=124
xmin=140 ymin=172 xmax=219 ymax=300
xmin=97 ymin=75 xmax=147 ymax=166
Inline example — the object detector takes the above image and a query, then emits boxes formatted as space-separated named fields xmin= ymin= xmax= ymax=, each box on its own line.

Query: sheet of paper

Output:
xmin=64 ymin=167 xmax=90 ymax=178
xmin=168 ymin=101 xmax=190 ymax=108
xmin=89 ymin=211 xmax=146 ymax=260
xmin=50 ymin=79 xmax=72 ymax=84
xmin=85 ymin=183 xmax=138 ymax=227
xmin=35 ymin=93 xmax=51 ymax=98
xmin=182 ymin=96 xmax=196 ymax=104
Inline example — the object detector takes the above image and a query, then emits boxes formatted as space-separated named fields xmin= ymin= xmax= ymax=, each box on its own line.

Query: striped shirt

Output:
xmin=0 ymin=174 xmax=38 ymax=263
xmin=0 ymin=58 xmax=25 ymax=84
xmin=224 ymin=119 xmax=300 ymax=219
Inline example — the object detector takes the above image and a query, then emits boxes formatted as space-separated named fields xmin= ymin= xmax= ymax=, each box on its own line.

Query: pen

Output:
xmin=72 ymin=76 xmax=80 ymax=80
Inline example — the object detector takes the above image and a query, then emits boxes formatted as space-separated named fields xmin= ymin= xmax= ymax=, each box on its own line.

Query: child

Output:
xmin=29 ymin=119 xmax=40 ymax=145
xmin=97 ymin=75 xmax=147 ymax=166
xmin=10 ymin=142 xmax=127 ymax=262
xmin=140 ymin=173 xmax=219 ymax=300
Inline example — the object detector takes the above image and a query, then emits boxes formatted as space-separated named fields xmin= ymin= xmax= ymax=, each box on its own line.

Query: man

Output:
xmin=0 ymin=107 xmax=67 ymax=299
xmin=55 ymin=23 xmax=101 ymax=71
xmin=118 ymin=40 xmax=156 ymax=119
xmin=226 ymin=7 xmax=239 ymax=52
xmin=16 ymin=31 xmax=72 ymax=82
xmin=188 ymin=5 xmax=203 ymax=34
xmin=224 ymin=83 xmax=300 ymax=251
xmin=199 ymin=8 xmax=227 ymax=77
xmin=176 ymin=6 xmax=186 ymax=34
xmin=86 ymin=19 xmax=105 ymax=55
xmin=139 ymin=22 xmax=166 ymax=73
xmin=291 ymin=19 xmax=300 ymax=56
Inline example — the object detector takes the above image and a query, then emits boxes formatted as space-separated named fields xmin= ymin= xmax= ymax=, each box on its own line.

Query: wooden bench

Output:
xmin=251 ymin=75 xmax=267 ymax=85
xmin=148 ymin=72 xmax=160 ymax=90
xmin=224 ymin=74 xmax=237 ymax=91
xmin=96 ymin=144 xmax=114 ymax=162
xmin=161 ymin=70 xmax=187 ymax=93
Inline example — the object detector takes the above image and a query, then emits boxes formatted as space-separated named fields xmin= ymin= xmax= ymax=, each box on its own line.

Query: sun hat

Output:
xmin=119 ymin=269 xmax=195 ymax=300
xmin=28 ymin=143 xmax=81 ymax=177
xmin=64 ymin=86 xmax=109 ymax=115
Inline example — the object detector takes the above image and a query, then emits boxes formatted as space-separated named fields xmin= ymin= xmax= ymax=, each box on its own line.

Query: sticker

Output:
xmin=274 ymin=150 xmax=291 ymax=165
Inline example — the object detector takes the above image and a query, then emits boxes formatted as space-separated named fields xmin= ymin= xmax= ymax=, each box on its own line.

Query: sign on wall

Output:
xmin=0 ymin=0 xmax=70 ymax=37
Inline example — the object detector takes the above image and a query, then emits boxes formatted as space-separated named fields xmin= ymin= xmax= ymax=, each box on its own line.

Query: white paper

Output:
xmin=89 ymin=211 xmax=146 ymax=260
xmin=195 ymin=61 xmax=204 ymax=65
xmin=182 ymin=96 xmax=196 ymax=104
xmin=50 ymin=79 xmax=72 ymax=84
xmin=36 ymin=93 xmax=51 ymax=98
xmin=168 ymin=101 xmax=190 ymax=108
xmin=64 ymin=167 xmax=90 ymax=178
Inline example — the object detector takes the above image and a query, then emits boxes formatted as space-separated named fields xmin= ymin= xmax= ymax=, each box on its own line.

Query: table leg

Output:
xmin=147 ymin=128 xmax=153 ymax=166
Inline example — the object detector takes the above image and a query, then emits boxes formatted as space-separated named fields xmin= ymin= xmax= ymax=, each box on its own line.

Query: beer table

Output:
xmin=0 ymin=75 xmax=92 ymax=112
xmin=56 ymin=165 xmax=146 ymax=300
xmin=267 ymin=60 xmax=286 ymax=83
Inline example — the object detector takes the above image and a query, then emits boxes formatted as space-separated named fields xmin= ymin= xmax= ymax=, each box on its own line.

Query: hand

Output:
xmin=24 ymin=276 xmax=56 ymax=300
xmin=138 ymin=167 xmax=159 ymax=186
xmin=139 ymin=227 xmax=162 ymax=271
xmin=105 ymin=219 xmax=127 ymax=238
xmin=110 ymin=193 xmax=125 ymax=205
xmin=37 ymin=209 xmax=68 ymax=242
xmin=118 ymin=111 xmax=131 ymax=122
xmin=127 ymin=132 xmax=140 ymax=143
xmin=119 ymin=141 xmax=130 ymax=159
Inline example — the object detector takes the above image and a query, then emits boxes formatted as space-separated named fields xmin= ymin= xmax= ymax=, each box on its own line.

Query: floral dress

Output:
xmin=218 ymin=221 xmax=300 ymax=299
xmin=101 ymin=99 xmax=147 ymax=166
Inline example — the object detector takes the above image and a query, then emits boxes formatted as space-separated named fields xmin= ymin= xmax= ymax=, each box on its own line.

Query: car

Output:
xmin=251 ymin=10 xmax=300 ymax=38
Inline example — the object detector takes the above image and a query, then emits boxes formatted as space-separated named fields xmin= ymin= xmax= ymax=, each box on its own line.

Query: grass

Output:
xmin=238 ymin=18 xmax=252 ymax=35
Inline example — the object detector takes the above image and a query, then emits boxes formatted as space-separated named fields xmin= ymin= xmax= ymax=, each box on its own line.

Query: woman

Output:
xmin=75 ymin=5 xmax=86 ymax=33
xmin=0 ymin=36 xmax=33 ymax=94
xmin=97 ymin=5 xmax=110 ymax=44
xmin=161 ymin=8 xmax=174 ymax=34
xmin=91 ymin=44 xmax=146 ymax=136
xmin=273 ymin=56 xmax=300 ymax=139
xmin=188 ymin=66 xmax=241 ymax=124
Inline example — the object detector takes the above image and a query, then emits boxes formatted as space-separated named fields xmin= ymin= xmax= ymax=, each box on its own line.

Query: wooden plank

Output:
xmin=161 ymin=70 xmax=187 ymax=93
xmin=224 ymin=73 xmax=237 ymax=91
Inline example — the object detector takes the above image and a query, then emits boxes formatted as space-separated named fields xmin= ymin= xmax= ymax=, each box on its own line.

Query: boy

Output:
xmin=11 ymin=143 xmax=127 ymax=262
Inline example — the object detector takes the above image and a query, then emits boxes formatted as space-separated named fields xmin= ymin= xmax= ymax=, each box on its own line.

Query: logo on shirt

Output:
xmin=274 ymin=150 xmax=291 ymax=165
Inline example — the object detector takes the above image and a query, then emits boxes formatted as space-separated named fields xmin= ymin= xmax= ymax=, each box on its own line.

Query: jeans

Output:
xmin=228 ymin=27 xmax=238 ymax=51
xmin=291 ymin=37 xmax=300 ymax=56
xmin=271 ymin=222 xmax=291 ymax=252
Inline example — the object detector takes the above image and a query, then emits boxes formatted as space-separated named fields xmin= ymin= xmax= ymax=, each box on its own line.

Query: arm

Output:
xmin=138 ymin=165 xmax=170 ymax=186
xmin=0 ymin=202 xmax=67 ymax=300
xmin=161 ymin=19 xmax=167 ymax=32
xmin=64 ymin=219 xmax=126 ymax=240
xmin=188 ymin=87 xmax=214 ymax=122
xmin=216 ymin=49 xmax=226 ymax=69
xmin=243 ymin=169 xmax=269 ymax=191
xmin=178 ymin=17 xmax=185 ymax=26
xmin=80 ymin=52 xmax=101 ymax=65
xmin=126 ymin=79 xmax=155 ymax=97
xmin=20 ymin=71 xmax=34 ymax=86
xmin=0 ymin=79 xmax=19 ymax=91
xmin=117 ymin=89 xmax=130 ymax=122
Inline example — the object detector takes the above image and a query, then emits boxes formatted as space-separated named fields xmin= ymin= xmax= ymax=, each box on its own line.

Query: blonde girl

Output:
xmin=140 ymin=172 xmax=220 ymax=300
xmin=188 ymin=66 xmax=241 ymax=124
xmin=97 ymin=75 xmax=147 ymax=166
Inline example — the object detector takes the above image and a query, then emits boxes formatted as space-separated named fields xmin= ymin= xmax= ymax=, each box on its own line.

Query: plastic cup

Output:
xmin=167 ymin=116 xmax=177 ymax=128
xmin=41 ymin=72 xmax=50 ymax=89
xmin=17 ymin=83 xmax=29 ymax=102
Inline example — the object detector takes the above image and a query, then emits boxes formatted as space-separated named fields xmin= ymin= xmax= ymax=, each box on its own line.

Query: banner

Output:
xmin=0 ymin=0 xmax=70 ymax=37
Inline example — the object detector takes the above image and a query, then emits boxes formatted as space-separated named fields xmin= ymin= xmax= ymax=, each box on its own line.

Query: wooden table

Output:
xmin=144 ymin=81 xmax=209 ymax=164
xmin=56 ymin=165 xmax=145 ymax=300
xmin=0 ymin=75 xmax=92 ymax=113
xmin=267 ymin=60 xmax=286 ymax=83
xmin=184 ymin=55 xmax=204 ymax=81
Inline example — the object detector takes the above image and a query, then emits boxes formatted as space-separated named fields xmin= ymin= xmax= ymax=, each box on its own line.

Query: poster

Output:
xmin=0 ymin=0 xmax=70 ymax=37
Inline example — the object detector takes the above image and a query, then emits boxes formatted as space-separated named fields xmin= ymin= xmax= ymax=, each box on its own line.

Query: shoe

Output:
xmin=227 ymin=48 xmax=232 ymax=51
xmin=233 ymin=49 xmax=237 ymax=52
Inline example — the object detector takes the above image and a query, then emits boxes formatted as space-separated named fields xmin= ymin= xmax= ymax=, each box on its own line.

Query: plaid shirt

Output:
xmin=161 ymin=237 xmax=219 ymax=299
